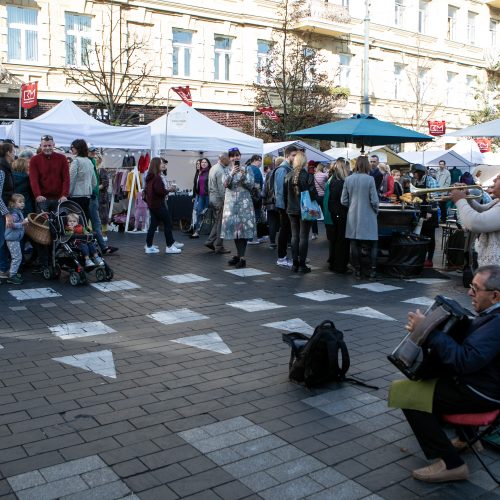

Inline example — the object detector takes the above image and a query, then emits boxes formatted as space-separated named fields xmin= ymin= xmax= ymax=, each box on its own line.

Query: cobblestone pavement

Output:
xmin=0 ymin=229 xmax=499 ymax=499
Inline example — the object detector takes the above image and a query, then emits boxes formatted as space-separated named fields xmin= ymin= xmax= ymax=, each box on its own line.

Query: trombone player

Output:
xmin=449 ymin=175 xmax=500 ymax=267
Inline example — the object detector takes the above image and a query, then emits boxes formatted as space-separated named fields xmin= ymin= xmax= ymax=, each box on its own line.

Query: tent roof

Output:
xmin=399 ymin=149 xmax=474 ymax=167
xmin=7 ymin=99 xmax=151 ymax=149
xmin=263 ymin=140 xmax=333 ymax=162
xmin=150 ymin=103 xmax=262 ymax=155
xmin=446 ymin=118 xmax=500 ymax=138
xmin=450 ymin=140 xmax=484 ymax=165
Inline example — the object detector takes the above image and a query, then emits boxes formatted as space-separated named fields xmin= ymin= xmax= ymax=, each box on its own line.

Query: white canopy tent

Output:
xmin=399 ymin=149 xmax=474 ymax=168
xmin=6 ymin=99 xmax=151 ymax=149
xmin=324 ymin=145 xmax=410 ymax=166
xmin=450 ymin=140 xmax=485 ymax=165
xmin=446 ymin=118 xmax=500 ymax=137
xmin=150 ymin=103 xmax=263 ymax=156
xmin=263 ymin=140 xmax=333 ymax=162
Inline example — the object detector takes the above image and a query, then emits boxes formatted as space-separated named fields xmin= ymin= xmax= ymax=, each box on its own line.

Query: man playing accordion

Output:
xmin=398 ymin=265 xmax=500 ymax=483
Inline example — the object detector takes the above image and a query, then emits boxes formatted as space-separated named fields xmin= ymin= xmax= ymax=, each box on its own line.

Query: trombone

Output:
xmin=411 ymin=185 xmax=485 ymax=202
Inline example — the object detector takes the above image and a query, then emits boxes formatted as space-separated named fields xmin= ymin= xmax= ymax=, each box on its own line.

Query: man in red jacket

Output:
xmin=29 ymin=135 xmax=69 ymax=267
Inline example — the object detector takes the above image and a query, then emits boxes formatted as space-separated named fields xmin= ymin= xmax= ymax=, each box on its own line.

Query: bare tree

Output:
xmin=63 ymin=6 xmax=160 ymax=125
xmin=253 ymin=0 xmax=349 ymax=141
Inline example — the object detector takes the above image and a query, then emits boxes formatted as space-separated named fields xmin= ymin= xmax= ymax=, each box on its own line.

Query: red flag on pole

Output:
xmin=21 ymin=81 xmax=38 ymax=109
xmin=427 ymin=120 xmax=446 ymax=136
xmin=172 ymin=86 xmax=192 ymax=106
xmin=258 ymin=106 xmax=281 ymax=122
xmin=474 ymin=138 xmax=491 ymax=153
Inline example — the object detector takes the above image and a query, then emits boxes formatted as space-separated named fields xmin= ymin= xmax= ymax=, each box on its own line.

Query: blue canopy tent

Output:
xmin=290 ymin=114 xmax=433 ymax=152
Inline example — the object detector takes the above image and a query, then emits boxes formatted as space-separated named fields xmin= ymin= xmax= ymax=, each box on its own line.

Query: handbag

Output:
xmin=300 ymin=191 xmax=321 ymax=221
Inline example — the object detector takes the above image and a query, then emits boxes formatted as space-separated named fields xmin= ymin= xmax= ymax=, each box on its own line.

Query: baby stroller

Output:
xmin=43 ymin=200 xmax=113 ymax=286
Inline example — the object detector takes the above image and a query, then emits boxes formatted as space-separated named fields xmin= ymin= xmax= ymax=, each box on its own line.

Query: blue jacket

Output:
xmin=428 ymin=305 xmax=500 ymax=402
xmin=274 ymin=161 xmax=292 ymax=210
xmin=5 ymin=207 xmax=25 ymax=242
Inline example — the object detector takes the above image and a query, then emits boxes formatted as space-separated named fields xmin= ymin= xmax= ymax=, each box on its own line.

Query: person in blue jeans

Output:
xmin=191 ymin=158 xmax=211 ymax=238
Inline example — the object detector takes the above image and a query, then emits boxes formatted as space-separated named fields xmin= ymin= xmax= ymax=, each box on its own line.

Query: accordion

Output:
xmin=388 ymin=295 xmax=473 ymax=381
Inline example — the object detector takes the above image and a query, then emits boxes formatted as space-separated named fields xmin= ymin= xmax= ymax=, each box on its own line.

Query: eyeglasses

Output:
xmin=469 ymin=283 xmax=497 ymax=295
xmin=41 ymin=135 xmax=53 ymax=142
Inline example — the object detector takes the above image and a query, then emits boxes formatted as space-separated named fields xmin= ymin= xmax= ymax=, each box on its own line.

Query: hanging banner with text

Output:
xmin=21 ymin=81 xmax=38 ymax=109
xmin=474 ymin=138 xmax=492 ymax=153
xmin=172 ymin=86 xmax=192 ymax=107
xmin=258 ymin=106 xmax=281 ymax=122
xmin=427 ymin=120 xmax=446 ymax=136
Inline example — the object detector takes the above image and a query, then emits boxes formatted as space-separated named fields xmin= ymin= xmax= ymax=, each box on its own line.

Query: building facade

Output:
xmin=0 ymin=0 xmax=498 ymax=140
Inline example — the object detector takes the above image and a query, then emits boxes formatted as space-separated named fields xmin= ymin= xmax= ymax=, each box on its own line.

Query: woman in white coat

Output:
xmin=341 ymin=156 xmax=379 ymax=279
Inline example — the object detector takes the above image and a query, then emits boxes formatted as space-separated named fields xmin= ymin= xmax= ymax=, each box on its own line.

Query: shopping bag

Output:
xmin=300 ymin=191 xmax=321 ymax=221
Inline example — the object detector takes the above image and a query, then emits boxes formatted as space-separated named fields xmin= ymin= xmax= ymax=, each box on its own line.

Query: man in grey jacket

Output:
xmin=274 ymin=145 xmax=298 ymax=268
xmin=205 ymin=152 xmax=231 ymax=253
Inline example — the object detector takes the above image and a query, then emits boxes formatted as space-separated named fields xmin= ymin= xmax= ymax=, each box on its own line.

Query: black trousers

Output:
xmin=289 ymin=214 xmax=311 ymax=265
xmin=403 ymin=378 xmax=499 ymax=464
xmin=267 ymin=209 xmax=280 ymax=245
xmin=351 ymin=239 xmax=378 ymax=271
xmin=146 ymin=204 xmax=175 ymax=248
xmin=277 ymin=208 xmax=291 ymax=259
xmin=421 ymin=220 xmax=436 ymax=261
xmin=325 ymin=219 xmax=350 ymax=272
xmin=234 ymin=238 xmax=247 ymax=257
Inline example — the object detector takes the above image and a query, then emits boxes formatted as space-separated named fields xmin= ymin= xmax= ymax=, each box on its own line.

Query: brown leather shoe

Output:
xmin=412 ymin=459 xmax=469 ymax=483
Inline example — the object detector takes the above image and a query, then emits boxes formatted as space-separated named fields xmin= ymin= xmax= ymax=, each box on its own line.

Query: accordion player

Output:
xmin=388 ymin=295 xmax=473 ymax=380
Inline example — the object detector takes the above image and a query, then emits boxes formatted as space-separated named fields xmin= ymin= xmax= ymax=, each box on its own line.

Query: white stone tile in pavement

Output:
xmin=352 ymin=283 xmax=403 ymax=293
xmin=49 ymin=321 xmax=116 ymax=340
xmin=52 ymin=350 xmax=117 ymax=378
xmin=338 ymin=307 xmax=396 ymax=321
xmin=263 ymin=318 xmax=315 ymax=336
xmin=0 ymin=345 xmax=3 ymax=349
xmin=406 ymin=278 xmax=449 ymax=285
xmin=90 ymin=280 xmax=140 ymax=292
xmin=295 ymin=290 xmax=349 ymax=302
xmin=8 ymin=287 xmax=62 ymax=301
xmin=162 ymin=273 xmax=210 ymax=284
xmin=402 ymin=297 xmax=435 ymax=307
xmin=227 ymin=298 xmax=285 ymax=312
xmin=171 ymin=332 xmax=232 ymax=354
xmin=148 ymin=308 xmax=209 ymax=325
xmin=7 ymin=455 xmax=135 ymax=498
xmin=225 ymin=268 xmax=271 ymax=277
xmin=178 ymin=416 xmax=363 ymax=498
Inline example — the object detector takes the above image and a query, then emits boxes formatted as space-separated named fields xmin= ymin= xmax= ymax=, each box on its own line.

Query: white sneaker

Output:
xmin=248 ymin=239 xmax=261 ymax=245
xmin=94 ymin=257 xmax=105 ymax=267
xmin=166 ymin=245 xmax=182 ymax=254
xmin=258 ymin=236 xmax=269 ymax=243
xmin=276 ymin=257 xmax=292 ymax=269
xmin=145 ymin=246 xmax=160 ymax=254
xmin=144 ymin=244 xmax=159 ymax=250
xmin=173 ymin=241 xmax=184 ymax=249
xmin=311 ymin=234 xmax=318 ymax=240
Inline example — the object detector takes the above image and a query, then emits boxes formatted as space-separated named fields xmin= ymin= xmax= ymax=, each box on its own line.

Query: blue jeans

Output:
xmin=89 ymin=197 xmax=106 ymax=251
xmin=194 ymin=195 xmax=210 ymax=232
xmin=0 ymin=215 xmax=8 ymax=273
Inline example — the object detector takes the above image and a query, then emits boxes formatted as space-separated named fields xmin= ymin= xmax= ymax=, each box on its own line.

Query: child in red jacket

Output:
xmin=65 ymin=213 xmax=104 ymax=270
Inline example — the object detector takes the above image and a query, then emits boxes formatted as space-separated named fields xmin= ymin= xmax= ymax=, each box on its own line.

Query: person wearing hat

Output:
xmin=412 ymin=163 xmax=438 ymax=268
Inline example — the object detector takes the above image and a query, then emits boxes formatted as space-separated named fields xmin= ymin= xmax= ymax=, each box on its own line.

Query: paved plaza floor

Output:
xmin=0 ymin=229 xmax=499 ymax=499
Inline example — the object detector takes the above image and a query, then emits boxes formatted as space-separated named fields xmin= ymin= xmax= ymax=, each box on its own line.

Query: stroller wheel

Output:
xmin=69 ymin=272 xmax=80 ymax=286
xmin=95 ymin=267 xmax=107 ymax=282
xmin=43 ymin=266 xmax=54 ymax=280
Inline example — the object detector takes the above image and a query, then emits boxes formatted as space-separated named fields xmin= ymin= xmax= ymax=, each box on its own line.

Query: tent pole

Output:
xmin=18 ymin=83 xmax=22 ymax=147
xmin=253 ymin=109 xmax=256 ymax=136
xmin=362 ymin=0 xmax=370 ymax=115
xmin=164 ymin=87 xmax=173 ymax=153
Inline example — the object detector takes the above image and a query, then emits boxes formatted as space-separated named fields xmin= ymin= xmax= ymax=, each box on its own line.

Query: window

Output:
xmin=465 ymin=75 xmax=476 ymax=106
xmin=395 ymin=0 xmax=405 ymax=27
xmin=303 ymin=47 xmax=316 ymax=84
xmin=446 ymin=71 xmax=457 ymax=106
xmin=340 ymin=0 xmax=349 ymax=8
xmin=417 ymin=67 xmax=429 ymax=102
xmin=394 ymin=63 xmax=405 ymax=100
xmin=65 ymin=13 xmax=92 ymax=67
xmin=467 ymin=12 xmax=477 ymax=45
xmin=256 ymin=40 xmax=270 ymax=84
xmin=339 ymin=54 xmax=351 ymax=87
xmin=7 ymin=6 xmax=38 ymax=62
xmin=491 ymin=20 xmax=498 ymax=47
xmin=214 ymin=36 xmax=232 ymax=81
xmin=418 ymin=1 xmax=428 ymax=34
xmin=172 ymin=29 xmax=193 ymax=77
xmin=447 ymin=6 xmax=457 ymax=41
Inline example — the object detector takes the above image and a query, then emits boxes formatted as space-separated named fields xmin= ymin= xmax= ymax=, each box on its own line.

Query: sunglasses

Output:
xmin=41 ymin=135 xmax=53 ymax=141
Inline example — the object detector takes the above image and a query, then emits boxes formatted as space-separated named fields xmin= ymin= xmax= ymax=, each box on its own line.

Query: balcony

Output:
xmin=294 ymin=1 xmax=352 ymax=37
xmin=485 ymin=0 xmax=500 ymax=8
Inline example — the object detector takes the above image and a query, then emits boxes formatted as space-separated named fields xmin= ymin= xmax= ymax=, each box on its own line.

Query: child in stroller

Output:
xmin=65 ymin=213 xmax=104 ymax=271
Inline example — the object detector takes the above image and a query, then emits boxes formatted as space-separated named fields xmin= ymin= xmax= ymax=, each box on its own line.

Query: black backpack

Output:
xmin=263 ymin=167 xmax=277 ymax=209
xmin=283 ymin=320 xmax=377 ymax=389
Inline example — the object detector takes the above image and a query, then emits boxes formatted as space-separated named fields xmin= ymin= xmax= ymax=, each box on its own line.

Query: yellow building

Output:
xmin=0 ymin=0 xmax=498 ymax=136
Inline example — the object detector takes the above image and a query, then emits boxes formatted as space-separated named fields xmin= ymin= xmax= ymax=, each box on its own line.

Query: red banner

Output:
xmin=21 ymin=81 xmax=38 ymax=109
xmin=474 ymin=138 xmax=492 ymax=153
xmin=172 ymin=86 xmax=192 ymax=107
xmin=259 ymin=106 xmax=281 ymax=123
xmin=428 ymin=120 xmax=446 ymax=136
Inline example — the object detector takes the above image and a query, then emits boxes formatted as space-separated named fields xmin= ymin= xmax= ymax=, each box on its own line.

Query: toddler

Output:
xmin=133 ymin=190 xmax=148 ymax=232
xmin=65 ymin=213 xmax=104 ymax=269
xmin=4 ymin=194 xmax=28 ymax=285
